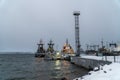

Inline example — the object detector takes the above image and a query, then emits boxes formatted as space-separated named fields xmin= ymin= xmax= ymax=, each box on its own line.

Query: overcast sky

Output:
xmin=0 ymin=0 xmax=120 ymax=52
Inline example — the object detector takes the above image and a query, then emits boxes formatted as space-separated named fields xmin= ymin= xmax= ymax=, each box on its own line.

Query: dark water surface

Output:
xmin=0 ymin=54 xmax=88 ymax=80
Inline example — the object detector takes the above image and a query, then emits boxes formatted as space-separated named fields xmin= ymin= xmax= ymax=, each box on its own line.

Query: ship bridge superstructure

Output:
xmin=37 ymin=39 xmax=45 ymax=53
xmin=47 ymin=40 xmax=54 ymax=53
xmin=62 ymin=39 xmax=74 ymax=54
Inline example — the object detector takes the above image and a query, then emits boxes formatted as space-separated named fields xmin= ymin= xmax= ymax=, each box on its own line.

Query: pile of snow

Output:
xmin=74 ymin=63 xmax=120 ymax=80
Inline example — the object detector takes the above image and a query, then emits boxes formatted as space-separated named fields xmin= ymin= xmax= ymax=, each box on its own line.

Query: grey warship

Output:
xmin=47 ymin=40 xmax=54 ymax=53
xmin=44 ymin=40 xmax=55 ymax=60
xmin=35 ymin=40 xmax=46 ymax=57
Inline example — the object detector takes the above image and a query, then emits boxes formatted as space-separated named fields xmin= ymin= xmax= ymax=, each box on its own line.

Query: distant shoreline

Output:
xmin=0 ymin=52 xmax=34 ymax=54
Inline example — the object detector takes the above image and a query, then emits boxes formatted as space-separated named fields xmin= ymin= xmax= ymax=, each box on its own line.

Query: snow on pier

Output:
xmin=73 ymin=55 xmax=120 ymax=80
xmin=74 ymin=63 xmax=120 ymax=80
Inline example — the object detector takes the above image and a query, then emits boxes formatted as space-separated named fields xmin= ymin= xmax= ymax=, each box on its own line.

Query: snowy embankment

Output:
xmin=81 ymin=55 xmax=103 ymax=60
xmin=74 ymin=63 xmax=120 ymax=80
xmin=81 ymin=55 xmax=120 ymax=62
xmin=73 ymin=55 xmax=120 ymax=80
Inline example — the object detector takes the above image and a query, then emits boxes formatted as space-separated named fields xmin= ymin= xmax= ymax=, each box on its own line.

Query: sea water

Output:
xmin=0 ymin=54 xmax=88 ymax=80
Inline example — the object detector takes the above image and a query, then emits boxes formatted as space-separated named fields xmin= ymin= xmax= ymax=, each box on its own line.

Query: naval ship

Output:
xmin=35 ymin=40 xmax=46 ymax=57
xmin=44 ymin=40 xmax=56 ymax=60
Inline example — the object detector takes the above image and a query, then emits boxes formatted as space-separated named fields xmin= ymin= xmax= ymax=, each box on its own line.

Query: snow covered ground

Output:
xmin=73 ymin=63 xmax=120 ymax=80
xmin=73 ymin=55 xmax=120 ymax=80
xmin=81 ymin=55 xmax=120 ymax=62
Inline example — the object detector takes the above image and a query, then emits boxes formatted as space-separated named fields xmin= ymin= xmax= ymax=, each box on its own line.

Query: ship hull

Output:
xmin=35 ymin=53 xmax=45 ymax=57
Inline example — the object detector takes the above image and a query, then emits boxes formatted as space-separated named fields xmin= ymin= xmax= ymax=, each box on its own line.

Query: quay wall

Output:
xmin=71 ymin=57 xmax=111 ymax=70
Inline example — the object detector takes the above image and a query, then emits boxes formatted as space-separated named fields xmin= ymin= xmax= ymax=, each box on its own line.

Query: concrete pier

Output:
xmin=71 ymin=57 xmax=111 ymax=70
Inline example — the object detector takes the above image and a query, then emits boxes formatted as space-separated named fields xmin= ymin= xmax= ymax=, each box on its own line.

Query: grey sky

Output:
xmin=0 ymin=0 xmax=120 ymax=52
